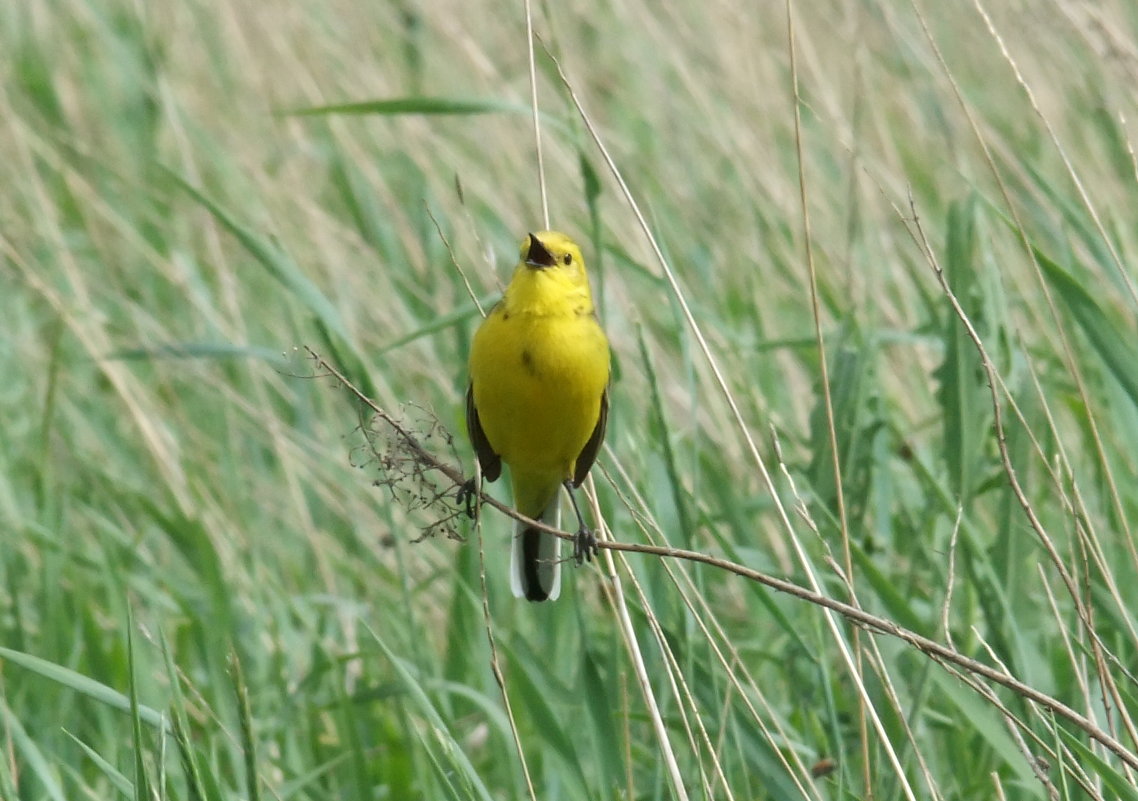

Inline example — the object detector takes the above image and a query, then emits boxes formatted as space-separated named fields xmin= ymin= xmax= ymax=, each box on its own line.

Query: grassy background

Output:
xmin=3 ymin=0 xmax=1138 ymax=799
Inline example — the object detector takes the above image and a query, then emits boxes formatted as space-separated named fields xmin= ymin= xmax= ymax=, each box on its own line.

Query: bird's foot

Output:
xmin=573 ymin=527 xmax=598 ymax=565
xmin=457 ymin=479 xmax=478 ymax=520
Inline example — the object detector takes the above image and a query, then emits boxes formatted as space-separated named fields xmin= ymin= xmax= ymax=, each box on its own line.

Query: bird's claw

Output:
xmin=573 ymin=527 xmax=598 ymax=566
xmin=457 ymin=479 xmax=478 ymax=520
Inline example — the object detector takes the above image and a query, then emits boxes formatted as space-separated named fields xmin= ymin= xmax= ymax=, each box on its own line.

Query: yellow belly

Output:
xmin=470 ymin=309 xmax=609 ymax=502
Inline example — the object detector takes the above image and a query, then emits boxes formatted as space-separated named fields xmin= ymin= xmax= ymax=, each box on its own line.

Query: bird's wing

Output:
xmin=466 ymin=383 xmax=502 ymax=482
xmin=572 ymin=387 xmax=608 ymax=487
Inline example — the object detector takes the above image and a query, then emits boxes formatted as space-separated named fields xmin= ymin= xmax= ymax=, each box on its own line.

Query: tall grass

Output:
xmin=2 ymin=0 xmax=1137 ymax=799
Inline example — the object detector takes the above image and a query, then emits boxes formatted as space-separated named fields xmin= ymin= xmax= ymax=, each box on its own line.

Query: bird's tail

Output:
xmin=510 ymin=493 xmax=562 ymax=602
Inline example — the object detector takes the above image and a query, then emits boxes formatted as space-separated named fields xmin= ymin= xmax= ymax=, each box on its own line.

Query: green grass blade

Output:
xmin=1034 ymin=247 xmax=1138 ymax=411
xmin=934 ymin=196 xmax=990 ymax=506
xmin=283 ymin=96 xmax=534 ymax=117
xmin=1058 ymin=729 xmax=1138 ymax=801
xmin=230 ymin=650 xmax=262 ymax=801
xmin=64 ymin=730 xmax=134 ymax=798
xmin=0 ymin=699 xmax=68 ymax=801
xmin=374 ymin=299 xmax=488 ymax=356
xmin=161 ymin=167 xmax=350 ymax=344
xmin=638 ymin=326 xmax=693 ymax=546
xmin=926 ymin=670 xmax=1042 ymax=794
xmin=161 ymin=165 xmax=375 ymax=392
xmin=105 ymin=342 xmax=288 ymax=364
xmin=126 ymin=614 xmax=153 ymax=801
xmin=159 ymin=633 xmax=216 ymax=801
xmin=365 ymin=625 xmax=496 ymax=801
xmin=0 ymin=647 xmax=167 ymax=731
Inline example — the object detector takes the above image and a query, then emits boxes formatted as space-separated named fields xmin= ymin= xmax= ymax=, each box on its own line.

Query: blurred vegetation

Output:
xmin=2 ymin=0 xmax=1138 ymax=799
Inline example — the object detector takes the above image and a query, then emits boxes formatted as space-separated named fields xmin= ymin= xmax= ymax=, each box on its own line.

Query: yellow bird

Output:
xmin=466 ymin=231 xmax=610 ymax=601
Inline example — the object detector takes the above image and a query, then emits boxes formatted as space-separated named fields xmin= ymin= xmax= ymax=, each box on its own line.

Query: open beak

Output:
xmin=525 ymin=233 xmax=556 ymax=269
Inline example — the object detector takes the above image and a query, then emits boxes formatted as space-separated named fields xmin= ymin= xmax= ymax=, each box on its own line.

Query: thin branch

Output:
xmin=426 ymin=203 xmax=485 ymax=318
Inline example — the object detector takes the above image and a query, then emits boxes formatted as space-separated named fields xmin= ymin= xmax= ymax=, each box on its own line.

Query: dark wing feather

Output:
xmin=466 ymin=383 xmax=502 ymax=482
xmin=572 ymin=388 xmax=609 ymax=487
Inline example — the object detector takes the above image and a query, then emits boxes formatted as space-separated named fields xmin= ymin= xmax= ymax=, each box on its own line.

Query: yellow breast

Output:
xmin=470 ymin=306 xmax=609 ymax=481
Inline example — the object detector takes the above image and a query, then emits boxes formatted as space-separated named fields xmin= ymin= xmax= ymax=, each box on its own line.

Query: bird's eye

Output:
xmin=563 ymin=253 xmax=572 ymax=265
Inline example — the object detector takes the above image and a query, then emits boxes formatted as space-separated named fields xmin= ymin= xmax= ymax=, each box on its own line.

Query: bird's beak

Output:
xmin=525 ymin=233 xmax=556 ymax=269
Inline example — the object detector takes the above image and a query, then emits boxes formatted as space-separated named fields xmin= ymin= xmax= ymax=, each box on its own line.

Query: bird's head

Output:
xmin=521 ymin=231 xmax=586 ymax=276
xmin=506 ymin=231 xmax=593 ymax=312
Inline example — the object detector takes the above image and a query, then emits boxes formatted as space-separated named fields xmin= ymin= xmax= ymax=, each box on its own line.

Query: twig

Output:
xmin=426 ymin=203 xmax=485 ymax=318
